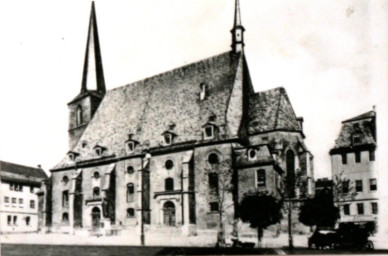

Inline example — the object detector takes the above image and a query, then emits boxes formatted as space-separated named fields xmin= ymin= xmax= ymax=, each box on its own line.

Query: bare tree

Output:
xmin=204 ymin=158 xmax=234 ymax=247
xmin=332 ymin=171 xmax=358 ymax=210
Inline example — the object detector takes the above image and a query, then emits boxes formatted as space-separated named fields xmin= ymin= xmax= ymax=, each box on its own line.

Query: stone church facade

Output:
xmin=49 ymin=1 xmax=314 ymax=236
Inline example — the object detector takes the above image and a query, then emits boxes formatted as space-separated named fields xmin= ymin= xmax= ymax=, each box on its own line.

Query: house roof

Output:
xmin=0 ymin=160 xmax=48 ymax=184
xmin=248 ymin=87 xmax=302 ymax=134
xmin=53 ymin=51 xmax=243 ymax=169
xmin=331 ymin=111 xmax=376 ymax=150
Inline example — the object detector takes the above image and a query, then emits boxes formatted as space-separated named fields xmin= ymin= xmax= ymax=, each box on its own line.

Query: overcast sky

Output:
xmin=0 ymin=0 xmax=387 ymax=179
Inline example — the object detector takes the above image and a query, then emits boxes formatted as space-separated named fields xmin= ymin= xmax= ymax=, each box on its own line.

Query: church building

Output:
xmin=50 ymin=1 xmax=314 ymax=236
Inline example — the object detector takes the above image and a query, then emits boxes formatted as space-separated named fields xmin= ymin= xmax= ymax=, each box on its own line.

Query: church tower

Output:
xmin=231 ymin=0 xmax=245 ymax=53
xmin=67 ymin=1 xmax=106 ymax=150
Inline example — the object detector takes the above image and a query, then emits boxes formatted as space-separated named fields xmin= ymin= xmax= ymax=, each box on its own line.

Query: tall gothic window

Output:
xmin=165 ymin=178 xmax=174 ymax=191
xmin=62 ymin=190 xmax=69 ymax=207
xmin=127 ymin=183 xmax=134 ymax=202
xmin=286 ymin=150 xmax=295 ymax=198
xmin=208 ymin=173 xmax=219 ymax=194
xmin=256 ymin=169 xmax=266 ymax=187
xmin=76 ymin=105 xmax=83 ymax=126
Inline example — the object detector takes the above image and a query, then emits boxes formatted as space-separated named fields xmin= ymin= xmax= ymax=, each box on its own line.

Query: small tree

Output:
xmin=204 ymin=158 xmax=234 ymax=247
xmin=333 ymin=171 xmax=358 ymax=208
xmin=239 ymin=192 xmax=283 ymax=247
xmin=299 ymin=193 xmax=340 ymax=230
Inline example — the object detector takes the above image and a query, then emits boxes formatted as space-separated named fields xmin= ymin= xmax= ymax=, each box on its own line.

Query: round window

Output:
xmin=127 ymin=166 xmax=134 ymax=174
xmin=165 ymin=159 xmax=174 ymax=170
xmin=93 ymin=172 xmax=100 ymax=179
xmin=62 ymin=176 xmax=69 ymax=184
xmin=208 ymin=153 xmax=219 ymax=164
xmin=249 ymin=149 xmax=256 ymax=159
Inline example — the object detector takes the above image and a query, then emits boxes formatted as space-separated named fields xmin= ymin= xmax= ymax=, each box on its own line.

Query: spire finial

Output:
xmin=231 ymin=0 xmax=245 ymax=53
xmin=80 ymin=1 xmax=106 ymax=94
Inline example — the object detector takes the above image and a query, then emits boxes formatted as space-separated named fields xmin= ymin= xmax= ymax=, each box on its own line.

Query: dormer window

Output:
xmin=248 ymin=149 xmax=257 ymax=161
xmin=127 ymin=141 xmax=135 ymax=153
xmin=67 ymin=151 xmax=79 ymax=161
xmin=164 ymin=133 xmax=172 ymax=145
xmin=93 ymin=145 xmax=106 ymax=157
xmin=352 ymin=134 xmax=361 ymax=145
xmin=203 ymin=124 xmax=216 ymax=140
xmin=126 ymin=133 xmax=139 ymax=154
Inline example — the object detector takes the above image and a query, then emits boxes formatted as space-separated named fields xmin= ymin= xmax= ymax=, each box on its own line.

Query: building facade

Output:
xmin=50 ymin=1 xmax=314 ymax=236
xmin=330 ymin=110 xmax=378 ymax=224
xmin=0 ymin=161 xmax=48 ymax=233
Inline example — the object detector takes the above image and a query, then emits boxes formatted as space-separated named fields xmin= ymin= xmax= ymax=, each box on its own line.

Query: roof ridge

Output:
xmin=110 ymin=51 xmax=237 ymax=93
xmin=0 ymin=160 xmax=42 ymax=170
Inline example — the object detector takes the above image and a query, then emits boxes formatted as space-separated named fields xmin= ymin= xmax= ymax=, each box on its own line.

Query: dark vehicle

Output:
xmin=333 ymin=223 xmax=374 ymax=250
xmin=308 ymin=223 xmax=374 ymax=250
xmin=231 ymin=238 xmax=255 ymax=249
xmin=308 ymin=229 xmax=336 ymax=249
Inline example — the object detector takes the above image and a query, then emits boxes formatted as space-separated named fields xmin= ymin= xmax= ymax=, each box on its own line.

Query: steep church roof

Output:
xmin=248 ymin=87 xmax=302 ymax=134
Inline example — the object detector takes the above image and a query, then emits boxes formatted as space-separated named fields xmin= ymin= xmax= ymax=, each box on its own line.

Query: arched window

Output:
xmin=208 ymin=153 xmax=219 ymax=164
xmin=126 ymin=208 xmax=135 ymax=218
xmin=256 ymin=169 xmax=266 ymax=187
xmin=208 ymin=173 xmax=219 ymax=194
xmin=76 ymin=105 xmax=83 ymax=126
xmin=62 ymin=212 xmax=69 ymax=223
xmin=127 ymin=183 xmax=134 ymax=202
xmin=165 ymin=178 xmax=174 ymax=191
xmin=62 ymin=190 xmax=69 ymax=207
xmin=93 ymin=187 xmax=100 ymax=198
xmin=286 ymin=150 xmax=296 ymax=198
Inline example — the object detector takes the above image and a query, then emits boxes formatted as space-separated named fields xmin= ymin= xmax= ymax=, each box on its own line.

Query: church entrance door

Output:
xmin=163 ymin=201 xmax=175 ymax=226
xmin=91 ymin=207 xmax=101 ymax=230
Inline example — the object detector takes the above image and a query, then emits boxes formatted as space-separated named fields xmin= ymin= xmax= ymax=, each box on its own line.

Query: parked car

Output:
xmin=308 ymin=229 xmax=336 ymax=249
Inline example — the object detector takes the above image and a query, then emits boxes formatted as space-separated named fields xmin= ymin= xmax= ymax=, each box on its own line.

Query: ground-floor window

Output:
xmin=7 ymin=215 xmax=11 ymax=225
xmin=62 ymin=212 xmax=69 ymax=223
xmin=343 ymin=204 xmax=350 ymax=215
xmin=25 ymin=216 xmax=30 ymax=226
xmin=371 ymin=202 xmax=378 ymax=215
xmin=126 ymin=208 xmax=135 ymax=218
xmin=357 ymin=203 xmax=364 ymax=215
xmin=163 ymin=201 xmax=176 ymax=226
xmin=13 ymin=216 xmax=17 ymax=225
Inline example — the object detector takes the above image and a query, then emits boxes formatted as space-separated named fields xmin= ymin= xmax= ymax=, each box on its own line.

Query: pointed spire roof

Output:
xmin=234 ymin=0 xmax=243 ymax=28
xmin=80 ymin=1 xmax=106 ymax=95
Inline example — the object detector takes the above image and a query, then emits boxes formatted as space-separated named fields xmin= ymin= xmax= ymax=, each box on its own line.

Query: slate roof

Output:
xmin=53 ymin=51 xmax=242 ymax=169
xmin=0 ymin=160 xmax=48 ymax=184
xmin=234 ymin=145 xmax=275 ymax=167
xmin=248 ymin=87 xmax=302 ymax=134
xmin=331 ymin=111 xmax=376 ymax=150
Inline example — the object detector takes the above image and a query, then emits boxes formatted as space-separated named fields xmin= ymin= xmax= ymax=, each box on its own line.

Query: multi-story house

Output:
xmin=49 ymin=1 xmax=314 ymax=236
xmin=330 ymin=109 xmax=378 ymax=225
xmin=0 ymin=161 xmax=48 ymax=233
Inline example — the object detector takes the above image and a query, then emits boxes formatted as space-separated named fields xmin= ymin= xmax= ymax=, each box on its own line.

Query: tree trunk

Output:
xmin=288 ymin=204 xmax=294 ymax=250
xmin=257 ymin=227 xmax=263 ymax=247
xmin=217 ymin=212 xmax=225 ymax=247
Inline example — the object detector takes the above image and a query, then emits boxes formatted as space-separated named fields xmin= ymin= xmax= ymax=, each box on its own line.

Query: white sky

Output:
xmin=0 ymin=0 xmax=387 ymax=180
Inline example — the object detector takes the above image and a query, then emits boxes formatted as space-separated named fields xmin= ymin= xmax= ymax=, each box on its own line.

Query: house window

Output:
xmin=19 ymin=198 xmax=23 ymax=204
xmin=371 ymin=202 xmax=378 ymax=214
xmin=370 ymin=179 xmax=377 ymax=191
xmin=341 ymin=153 xmax=347 ymax=165
xmin=4 ymin=197 xmax=9 ymax=203
xmin=30 ymin=186 xmax=34 ymax=193
xmin=95 ymin=148 xmax=102 ymax=157
xmin=208 ymin=173 xmax=219 ymax=193
xmin=248 ymin=149 xmax=256 ymax=161
xmin=127 ymin=183 xmax=134 ymax=203
xmin=10 ymin=183 xmax=14 ymax=191
xmin=355 ymin=180 xmax=363 ymax=192
xmin=208 ymin=153 xmax=219 ymax=164
xmin=30 ymin=200 xmax=35 ymax=209
xmin=210 ymin=202 xmax=219 ymax=212
xmin=165 ymin=178 xmax=174 ymax=191
xmin=127 ymin=208 xmax=135 ymax=218
xmin=7 ymin=216 xmax=11 ymax=225
xmin=93 ymin=172 xmax=100 ymax=179
xmin=93 ymin=187 xmax=100 ymax=198
xmin=13 ymin=216 xmax=17 ymax=225
xmin=164 ymin=133 xmax=172 ymax=145
xmin=342 ymin=180 xmax=349 ymax=193
xmin=62 ymin=212 xmax=69 ymax=223
xmin=12 ymin=198 xmax=16 ymax=204
xmin=357 ymin=203 xmax=364 ymax=215
xmin=204 ymin=125 xmax=214 ymax=139
xmin=343 ymin=204 xmax=350 ymax=215
xmin=62 ymin=176 xmax=69 ymax=185
xmin=256 ymin=169 xmax=266 ymax=187
xmin=127 ymin=141 xmax=135 ymax=153
xmin=76 ymin=105 xmax=83 ymax=126
xmin=62 ymin=191 xmax=69 ymax=207
xmin=26 ymin=216 xmax=31 ymax=226
xmin=165 ymin=160 xmax=174 ymax=170
xmin=355 ymin=151 xmax=361 ymax=163
xmin=127 ymin=166 xmax=134 ymax=174
xmin=369 ymin=150 xmax=375 ymax=161
xmin=352 ymin=134 xmax=361 ymax=145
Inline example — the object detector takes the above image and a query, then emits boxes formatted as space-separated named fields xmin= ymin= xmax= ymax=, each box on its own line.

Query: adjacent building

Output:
xmin=49 ymin=1 xmax=314 ymax=236
xmin=330 ymin=110 xmax=378 ymax=225
xmin=0 ymin=161 xmax=48 ymax=233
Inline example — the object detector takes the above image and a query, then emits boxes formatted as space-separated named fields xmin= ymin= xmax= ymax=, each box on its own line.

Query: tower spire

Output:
xmin=80 ymin=1 xmax=106 ymax=94
xmin=231 ymin=0 xmax=245 ymax=53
